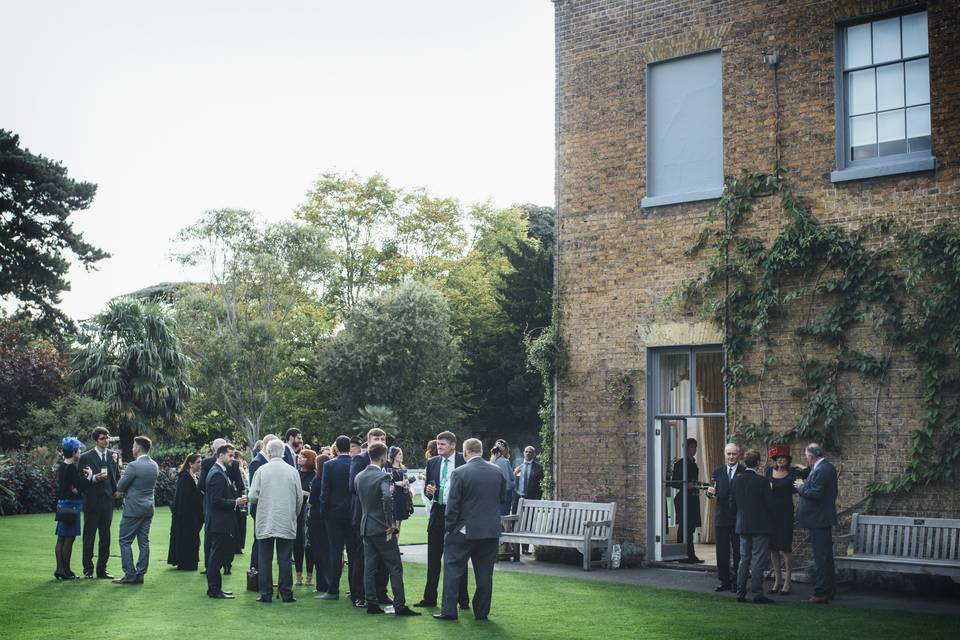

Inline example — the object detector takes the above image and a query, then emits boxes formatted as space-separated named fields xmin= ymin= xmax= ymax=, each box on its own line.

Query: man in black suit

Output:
xmin=795 ymin=442 xmax=838 ymax=604
xmin=247 ymin=434 xmax=278 ymax=573
xmin=511 ymin=446 xmax=544 ymax=555
xmin=414 ymin=430 xmax=469 ymax=609
xmin=317 ymin=435 xmax=362 ymax=602
xmin=78 ymin=426 xmax=119 ymax=579
xmin=283 ymin=428 xmax=302 ymax=467
xmin=198 ymin=438 xmax=228 ymax=573
xmin=731 ymin=448 xmax=776 ymax=604
xmin=349 ymin=427 xmax=389 ymax=608
xmin=671 ymin=437 xmax=703 ymax=563
xmin=204 ymin=443 xmax=248 ymax=599
xmin=434 ymin=438 xmax=506 ymax=622
xmin=706 ymin=442 xmax=744 ymax=591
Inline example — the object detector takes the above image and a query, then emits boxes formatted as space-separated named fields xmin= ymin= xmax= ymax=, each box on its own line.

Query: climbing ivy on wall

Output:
xmin=526 ymin=302 xmax=568 ymax=499
xmin=676 ymin=169 xmax=960 ymax=497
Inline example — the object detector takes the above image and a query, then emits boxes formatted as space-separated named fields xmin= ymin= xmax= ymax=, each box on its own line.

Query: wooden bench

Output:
xmin=834 ymin=513 xmax=960 ymax=581
xmin=500 ymin=498 xmax=616 ymax=571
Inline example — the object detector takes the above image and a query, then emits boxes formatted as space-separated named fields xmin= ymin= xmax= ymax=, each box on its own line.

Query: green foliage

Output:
xmin=526 ymin=308 xmax=567 ymax=499
xmin=0 ymin=130 xmax=109 ymax=337
xmin=352 ymin=405 xmax=400 ymax=439
xmin=678 ymin=169 xmax=960 ymax=497
xmin=18 ymin=393 xmax=108 ymax=450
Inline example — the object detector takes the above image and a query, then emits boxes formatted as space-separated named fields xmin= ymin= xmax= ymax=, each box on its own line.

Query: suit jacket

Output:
xmin=198 ymin=455 xmax=215 ymax=493
xmin=711 ymin=463 xmax=745 ymax=527
xmin=671 ymin=456 xmax=702 ymax=528
xmin=319 ymin=454 xmax=353 ymax=519
xmin=78 ymin=447 xmax=119 ymax=509
xmin=425 ymin=452 xmax=466 ymax=528
xmin=204 ymin=463 xmax=239 ymax=536
xmin=517 ymin=460 xmax=544 ymax=499
xmin=283 ymin=445 xmax=296 ymax=467
xmin=348 ymin=451 xmax=370 ymax=525
xmin=731 ymin=468 xmax=775 ymax=535
xmin=796 ymin=459 xmax=838 ymax=529
xmin=356 ymin=465 xmax=395 ymax=536
xmin=247 ymin=452 xmax=268 ymax=517
xmin=444 ymin=457 xmax=505 ymax=539
xmin=116 ymin=455 xmax=159 ymax=518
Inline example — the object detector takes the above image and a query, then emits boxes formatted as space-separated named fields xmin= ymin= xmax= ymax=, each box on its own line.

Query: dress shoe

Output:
xmin=801 ymin=595 xmax=829 ymax=604
xmin=378 ymin=596 xmax=394 ymax=606
xmin=394 ymin=605 xmax=421 ymax=617
xmin=433 ymin=614 xmax=458 ymax=621
xmin=714 ymin=584 xmax=731 ymax=592
xmin=318 ymin=593 xmax=339 ymax=600
xmin=413 ymin=600 xmax=437 ymax=608
xmin=223 ymin=565 xmax=232 ymax=575
xmin=208 ymin=592 xmax=235 ymax=599
xmin=367 ymin=605 xmax=386 ymax=615
xmin=281 ymin=596 xmax=296 ymax=603
xmin=256 ymin=597 xmax=272 ymax=603
xmin=112 ymin=577 xmax=138 ymax=585
xmin=353 ymin=598 xmax=367 ymax=608
xmin=97 ymin=572 xmax=115 ymax=580
xmin=753 ymin=596 xmax=775 ymax=604
xmin=460 ymin=603 xmax=471 ymax=611
xmin=83 ymin=572 xmax=94 ymax=579
xmin=221 ymin=591 xmax=233 ymax=596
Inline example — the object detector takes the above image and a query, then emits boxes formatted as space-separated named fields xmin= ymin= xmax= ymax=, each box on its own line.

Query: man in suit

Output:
xmin=795 ymin=442 xmax=838 ymax=604
xmin=283 ymin=428 xmax=302 ymax=467
xmin=248 ymin=439 xmax=302 ymax=603
xmin=511 ymin=446 xmax=544 ymax=555
xmin=706 ymin=442 xmax=744 ymax=591
xmin=113 ymin=435 xmax=159 ymax=585
xmin=434 ymin=438 xmax=505 ymax=622
xmin=78 ymin=426 xmax=119 ymax=579
xmin=349 ymin=427 xmax=390 ymax=607
xmin=247 ymin=433 xmax=278 ymax=573
xmin=318 ymin=435 xmax=362 ymax=602
xmin=198 ymin=437 xmax=226 ymax=573
xmin=731 ymin=448 xmax=776 ymax=604
xmin=415 ymin=430 xmax=469 ymax=609
xmin=204 ymin=443 xmax=248 ymax=599
xmin=355 ymin=442 xmax=420 ymax=616
xmin=671 ymin=437 xmax=704 ymax=563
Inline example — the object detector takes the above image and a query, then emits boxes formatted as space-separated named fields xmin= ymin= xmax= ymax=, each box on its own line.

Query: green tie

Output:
xmin=439 ymin=458 xmax=448 ymax=505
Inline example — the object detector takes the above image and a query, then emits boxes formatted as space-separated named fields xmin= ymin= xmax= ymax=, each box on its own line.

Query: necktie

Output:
xmin=102 ymin=452 xmax=111 ymax=495
xmin=728 ymin=466 xmax=734 ymax=482
xmin=439 ymin=458 xmax=448 ymax=505
xmin=522 ymin=462 xmax=530 ymax=495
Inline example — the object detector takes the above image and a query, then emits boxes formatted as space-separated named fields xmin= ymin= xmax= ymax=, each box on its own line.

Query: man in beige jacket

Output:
xmin=248 ymin=439 xmax=303 ymax=603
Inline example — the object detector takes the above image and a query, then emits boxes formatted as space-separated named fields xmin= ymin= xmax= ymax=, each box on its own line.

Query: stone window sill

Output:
xmin=641 ymin=187 xmax=724 ymax=209
xmin=830 ymin=155 xmax=936 ymax=183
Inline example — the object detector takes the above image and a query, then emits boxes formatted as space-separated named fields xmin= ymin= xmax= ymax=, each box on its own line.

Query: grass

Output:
xmin=1 ymin=511 xmax=956 ymax=639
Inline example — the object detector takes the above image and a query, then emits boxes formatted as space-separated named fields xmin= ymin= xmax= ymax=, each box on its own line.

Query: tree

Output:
xmin=352 ymin=405 xmax=400 ymax=439
xmin=172 ymin=209 xmax=333 ymax=449
xmin=18 ymin=393 xmax=108 ymax=451
xmin=70 ymin=298 xmax=194 ymax=459
xmin=322 ymin=282 xmax=460 ymax=447
xmin=0 ymin=129 xmax=109 ymax=336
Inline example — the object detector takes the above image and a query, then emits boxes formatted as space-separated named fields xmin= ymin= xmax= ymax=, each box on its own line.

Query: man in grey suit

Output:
xmin=434 ymin=437 xmax=505 ymax=622
xmin=355 ymin=442 xmax=420 ymax=617
xmin=795 ymin=442 xmax=839 ymax=604
xmin=113 ymin=436 xmax=159 ymax=585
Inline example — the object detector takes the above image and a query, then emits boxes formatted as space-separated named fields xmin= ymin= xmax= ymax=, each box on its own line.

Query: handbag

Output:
xmin=246 ymin=567 xmax=259 ymax=592
xmin=54 ymin=506 xmax=77 ymax=525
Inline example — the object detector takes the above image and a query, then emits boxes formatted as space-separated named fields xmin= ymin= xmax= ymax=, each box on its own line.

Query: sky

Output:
xmin=1 ymin=0 xmax=556 ymax=322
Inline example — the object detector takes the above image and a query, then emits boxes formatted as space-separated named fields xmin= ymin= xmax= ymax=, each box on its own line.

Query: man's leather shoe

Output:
xmin=281 ymin=596 xmax=296 ymax=603
xmin=208 ymin=592 xmax=235 ymax=599
xmin=753 ymin=596 xmax=775 ymax=604
xmin=83 ymin=572 xmax=94 ymax=579
xmin=367 ymin=605 xmax=385 ymax=614
xmin=714 ymin=584 xmax=731 ymax=592
xmin=394 ymin=605 xmax=421 ymax=617
xmin=97 ymin=572 xmax=115 ymax=580
xmin=133 ymin=577 xmax=144 ymax=584
xmin=223 ymin=566 xmax=232 ymax=575
xmin=112 ymin=577 xmax=137 ymax=585
xmin=413 ymin=600 xmax=436 ymax=608
xmin=221 ymin=591 xmax=233 ymax=596
xmin=801 ymin=596 xmax=829 ymax=604
xmin=378 ymin=596 xmax=393 ymax=606
xmin=736 ymin=596 xmax=747 ymax=603
xmin=353 ymin=598 xmax=366 ymax=608
xmin=460 ymin=603 xmax=470 ymax=611
xmin=318 ymin=593 xmax=339 ymax=600
xmin=256 ymin=597 xmax=272 ymax=603
xmin=433 ymin=614 xmax=458 ymax=621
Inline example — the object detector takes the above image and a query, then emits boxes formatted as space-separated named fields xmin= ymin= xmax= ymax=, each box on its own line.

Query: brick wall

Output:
xmin=554 ymin=0 xmax=960 ymax=554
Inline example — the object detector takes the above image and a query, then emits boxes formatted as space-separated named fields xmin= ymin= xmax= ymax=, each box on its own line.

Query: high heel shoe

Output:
xmin=64 ymin=571 xmax=80 ymax=580
xmin=54 ymin=571 xmax=67 ymax=580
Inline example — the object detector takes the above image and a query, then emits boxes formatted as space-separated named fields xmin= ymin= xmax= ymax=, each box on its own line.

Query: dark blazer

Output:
xmin=444 ymin=457 xmax=505 ymax=539
xmin=198 ymin=455 xmax=215 ymax=493
xmin=796 ymin=459 xmax=838 ymax=529
xmin=348 ymin=451 xmax=370 ymax=525
xmin=671 ymin=455 xmax=702 ymax=529
xmin=283 ymin=445 xmax=296 ymax=467
xmin=731 ymin=469 xmax=775 ymax=535
xmin=320 ymin=454 xmax=353 ymax=519
xmin=204 ymin=464 xmax=239 ymax=536
xmin=356 ymin=465 xmax=395 ymax=536
xmin=247 ymin=452 xmax=268 ymax=517
xmin=78 ymin=448 xmax=119 ymax=508
xmin=517 ymin=460 xmax=544 ymax=499
xmin=711 ymin=463 xmax=745 ymax=527
xmin=425 ymin=452 xmax=466 ymax=528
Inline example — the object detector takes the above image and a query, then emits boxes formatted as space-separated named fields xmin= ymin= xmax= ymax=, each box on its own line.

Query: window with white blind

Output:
xmin=832 ymin=10 xmax=936 ymax=182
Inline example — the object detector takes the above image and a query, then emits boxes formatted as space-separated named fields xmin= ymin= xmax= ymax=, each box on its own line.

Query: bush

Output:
xmin=17 ymin=393 xmax=108 ymax=451
xmin=150 ymin=445 xmax=197 ymax=470
xmin=154 ymin=465 xmax=178 ymax=507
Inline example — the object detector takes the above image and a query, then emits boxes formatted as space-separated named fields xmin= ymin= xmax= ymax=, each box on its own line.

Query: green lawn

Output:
xmin=1 ymin=511 xmax=955 ymax=639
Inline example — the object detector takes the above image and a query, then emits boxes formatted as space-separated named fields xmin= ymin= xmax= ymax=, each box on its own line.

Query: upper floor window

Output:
xmin=832 ymin=10 xmax=935 ymax=182
xmin=642 ymin=51 xmax=723 ymax=208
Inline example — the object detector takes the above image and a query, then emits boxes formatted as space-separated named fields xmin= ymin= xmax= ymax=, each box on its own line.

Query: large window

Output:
xmin=642 ymin=51 xmax=723 ymax=208
xmin=832 ymin=10 xmax=935 ymax=182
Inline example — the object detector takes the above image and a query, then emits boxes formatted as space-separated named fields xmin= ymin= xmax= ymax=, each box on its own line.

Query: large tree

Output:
xmin=71 ymin=298 xmax=194 ymax=459
xmin=0 ymin=130 xmax=109 ymax=336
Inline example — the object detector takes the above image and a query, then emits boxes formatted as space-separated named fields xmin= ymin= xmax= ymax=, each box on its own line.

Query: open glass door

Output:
xmin=655 ymin=417 xmax=690 ymax=560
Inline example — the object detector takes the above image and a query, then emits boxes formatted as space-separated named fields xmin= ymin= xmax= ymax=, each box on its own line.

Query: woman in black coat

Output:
xmin=168 ymin=453 xmax=203 ymax=571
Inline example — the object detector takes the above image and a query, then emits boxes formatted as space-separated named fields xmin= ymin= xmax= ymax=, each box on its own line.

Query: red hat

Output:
xmin=768 ymin=445 xmax=791 ymax=460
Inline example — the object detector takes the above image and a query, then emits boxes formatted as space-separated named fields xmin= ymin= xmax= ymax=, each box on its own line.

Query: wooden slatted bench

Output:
xmin=834 ymin=514 xmax=960 ymax=581
xmin=500 ymin=498 xmax=616 ymax=571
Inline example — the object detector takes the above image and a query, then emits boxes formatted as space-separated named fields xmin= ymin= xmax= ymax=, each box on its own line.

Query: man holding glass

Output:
xmin=79 ymin=426 xmax=119 ymax=579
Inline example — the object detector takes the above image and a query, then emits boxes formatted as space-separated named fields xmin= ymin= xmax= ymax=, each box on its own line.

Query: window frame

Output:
xmin=831 ymin=7 xmax=936 ymax=183
xmin=641 ymin=49 xmax=725 ymax=208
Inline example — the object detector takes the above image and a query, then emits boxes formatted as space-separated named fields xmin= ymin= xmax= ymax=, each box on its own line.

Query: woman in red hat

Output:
xmin=766 ymin=444 xmax=799 ymax=594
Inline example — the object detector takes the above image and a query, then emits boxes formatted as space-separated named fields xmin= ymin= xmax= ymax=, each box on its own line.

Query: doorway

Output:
xmin=647 ymin=347 xmax=726 ymax=562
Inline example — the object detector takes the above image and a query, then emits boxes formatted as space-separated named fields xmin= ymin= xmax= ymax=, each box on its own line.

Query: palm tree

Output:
xmin=352 ymin=404 xmax=400 ymax=440
xmin=71 ymin=298 xmax=194 ymax=460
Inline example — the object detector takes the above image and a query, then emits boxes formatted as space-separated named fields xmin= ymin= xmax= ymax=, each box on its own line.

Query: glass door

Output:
xmin=655 ymin=417 xmax=691 ymax=561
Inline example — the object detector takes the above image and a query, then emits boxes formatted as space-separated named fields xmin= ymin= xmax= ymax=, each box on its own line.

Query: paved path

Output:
xmin=398 ymin=543 xmax=960 ymax=617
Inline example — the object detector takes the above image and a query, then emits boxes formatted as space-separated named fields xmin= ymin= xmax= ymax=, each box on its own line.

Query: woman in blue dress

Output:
xmin=765 ymin=444 xmax=799 ymax=595
xmin=384 ymin=447 xmax=413 ymax=537
xmin=54 ymin=437 xmax=90 ymax=580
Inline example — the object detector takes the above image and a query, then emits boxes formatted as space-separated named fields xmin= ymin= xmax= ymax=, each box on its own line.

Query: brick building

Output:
xmin=553 ymin=0 xmax=960 ymax=563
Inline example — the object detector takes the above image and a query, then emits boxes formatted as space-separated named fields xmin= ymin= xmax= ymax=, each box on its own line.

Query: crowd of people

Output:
xmin=53 ymin=425 xmax=546 ymax=622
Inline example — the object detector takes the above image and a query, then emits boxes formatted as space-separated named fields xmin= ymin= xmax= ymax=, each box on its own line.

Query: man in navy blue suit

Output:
xmin=317 ymin=435 xmax=361 ymax=602
xmin=349 ymin=428 xmax=389 ymax=607
xmin=706 ymin=442 xmax=744 ymax=592
xmin=205 ymin=443 xmax=248 ymax=599
xmin=795 ymin=442 xmax=838 ymax=604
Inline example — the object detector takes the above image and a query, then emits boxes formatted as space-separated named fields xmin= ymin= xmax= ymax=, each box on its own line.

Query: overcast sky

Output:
xmin=1 ymin=0 xmax=555 ymax=321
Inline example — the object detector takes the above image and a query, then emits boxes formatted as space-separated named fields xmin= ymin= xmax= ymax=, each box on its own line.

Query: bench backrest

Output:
xmin=850 ymin=514 xmax=960 ymax=561
xmin=514 ymin=499 xmax=616 ymax=540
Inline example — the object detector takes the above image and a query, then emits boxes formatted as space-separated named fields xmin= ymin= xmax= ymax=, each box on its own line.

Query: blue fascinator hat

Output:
xmin=62 ymin=437 xmax=83 ymax=454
